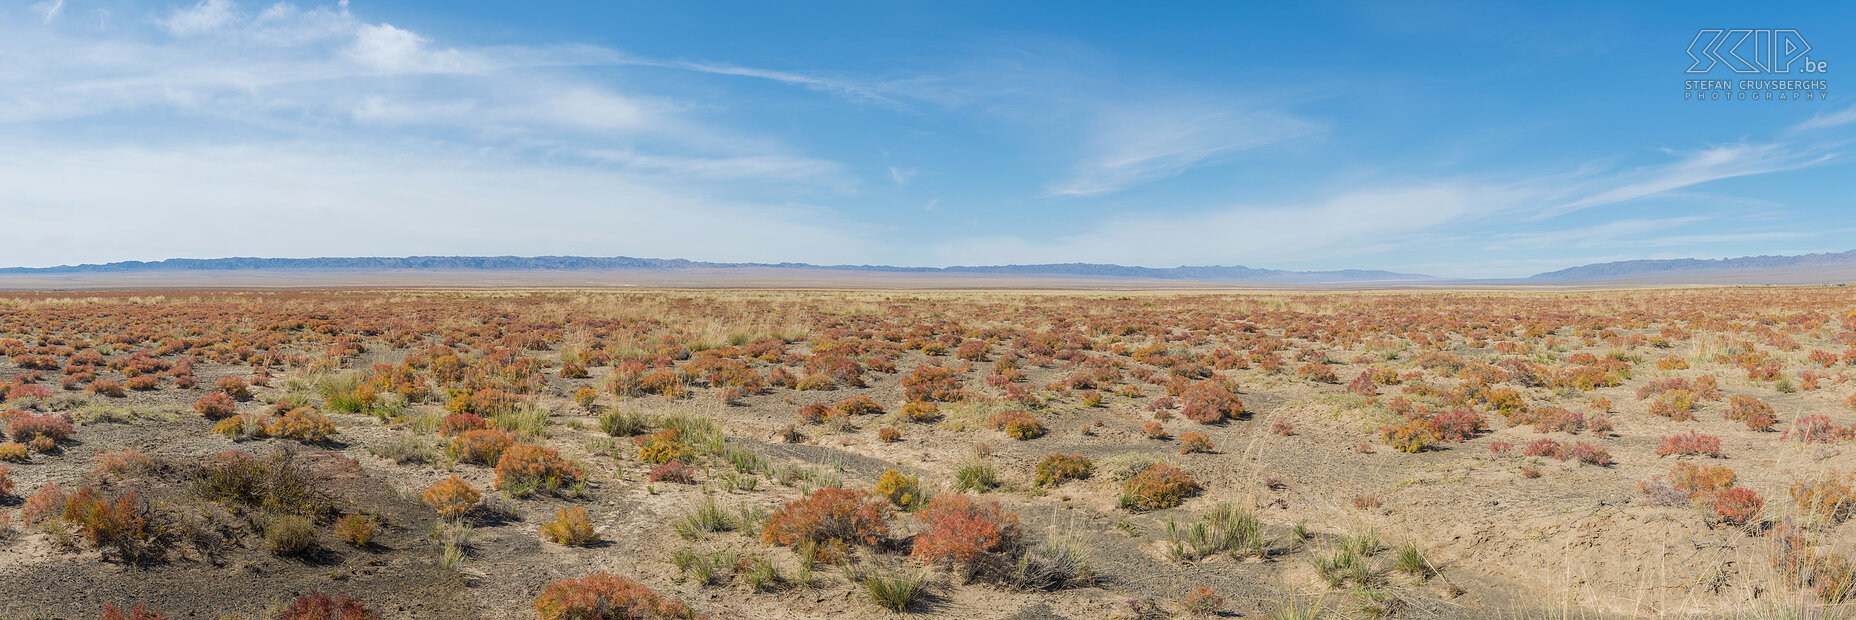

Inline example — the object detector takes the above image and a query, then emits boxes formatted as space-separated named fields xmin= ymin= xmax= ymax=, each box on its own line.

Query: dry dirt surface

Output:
xmin=0 ymin=288 xmax=1852 ymax=619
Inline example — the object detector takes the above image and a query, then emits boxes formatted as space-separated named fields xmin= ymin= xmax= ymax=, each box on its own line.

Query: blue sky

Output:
xmin=3 ymin=0 xmax=1853 ymax=277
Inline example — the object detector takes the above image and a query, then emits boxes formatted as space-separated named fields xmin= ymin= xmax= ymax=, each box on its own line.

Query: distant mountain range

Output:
xmin=4 ymin=251 xmax=1855 ymax=286
xmin=1526 ymin=249 xmax=1856 ymax=283
xmin=0 ymin=256 xmax=1435 ymax=284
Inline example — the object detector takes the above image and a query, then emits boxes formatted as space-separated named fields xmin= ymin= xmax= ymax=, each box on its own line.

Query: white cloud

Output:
xmin=1537 ymin=143 xmax=1834 ymax=218
xmin=887 ymin=166 xmax=916 ymax=185
xmin=161 ymin=0 xmax=239 ymax=37
xmin=1048 ymin=101 xmax=1324 ymax=197
xmin=31 ymin=0 xmax=63 ymax=24
xmin=345 ymin=22 xmax=477 ymax=73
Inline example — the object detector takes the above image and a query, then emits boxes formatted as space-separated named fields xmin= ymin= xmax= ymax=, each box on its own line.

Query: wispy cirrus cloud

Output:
xmin=1046 ymin=100 xmax=1325 ymax=197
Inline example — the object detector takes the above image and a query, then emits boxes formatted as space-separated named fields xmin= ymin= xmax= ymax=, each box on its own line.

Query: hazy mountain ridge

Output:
xmin=1528 ymin=250 xmax=1856 ymax=282
xmin=0 ymin=256 xmax=1436 ymax=283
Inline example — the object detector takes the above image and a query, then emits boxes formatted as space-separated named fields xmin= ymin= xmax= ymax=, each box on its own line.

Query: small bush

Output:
xmin=648 ymin=461 xmax=696 ymax=484
xmin=1035 ymin=453 xmax=1094 ymax=487
xmin=1713 ymin=487 xmax=1763 ymax=525
xmin=1567 ymin=442 xmax=1613 ymax=466
xmin=534 ymin=572 xmax=698 ymax=620
xmin=1667 ymin=462 xmax=1738 ymax=499
xmin=1119 ymin=463 xmax=1199 ymax=511
xmin=1271 ymin=418 xmax=1294 ymax=436
xmin=637 ymin=429 xmax=693 ymax=465
xmin=1521 ymin=438 xmax=1563 ymax=459
xmin=1177 ymin=432 xmax=1214 ymax=454
xmin=192 ymin=393 xmax=238 ymax=420
xmin=449 ymin=429 xmax=516 ymax=466
xmin=268 ymin=408 xmax=337 ymax=444
xmin=0 ymin=464 xmax=10 ymax=497
xmin=494 ymin=444 xmax=585 ymax=496
xmin=875 ymin=469 xmax=922 ymax=509
xmin=89 ymin=378 xmax=125 ymax=397
xmin=911 ymin=493 xmax=1019 ymax=565
xmin=440 ymin=413 xmax=489 ymax=436
xmin=1381 ymin=418 xmax=1437 ymax=453
xmin=762 ymin=487 xmax=890 ymax=555
xmin=92 ymin=448 xmax=158 ymax=478
xmin=422 ymin=475 xmax=481 ymax=519
xmin=0 ymin=442 xmax=27 ymax=462
xmin=541 ymin=507 xmax=601 ymax=546
xmin=101 ymin=603 xmax=166 ymax=620
xmin=900 ymin=401 xmax=941 ymax=423
xmin=833 ymin=395 xmax=883 ymax=416
xmin=1657 ymin=431 xmax=1725 ymax=458
xmin=1180 ymin=380 xmax=1244 ymax=423
xmin=989 ymin=410 xmax=1046 ymax=440
xmin=278 ymin=592 xmax=379 ymax=620
xmin=264 ymin=515 xmax=318 ymax=557
xmin=215 ymin=376 xmax=251 ymax=400
xmin=1179 ymin=585 xmax=1225 ymax=616
xmin=336 ymin=514 xmax=376 ymax=547
xmin=1790 ymin=472 xmax=1856 ymax=523
xmin=7 ymin=414 xmax=73 ymax=443
xmin=877 ymin=427 xmax=902 ymax=443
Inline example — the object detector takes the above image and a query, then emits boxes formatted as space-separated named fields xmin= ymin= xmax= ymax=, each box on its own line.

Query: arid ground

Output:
xmin=0 ymin=288 xmax=1853 ymax=619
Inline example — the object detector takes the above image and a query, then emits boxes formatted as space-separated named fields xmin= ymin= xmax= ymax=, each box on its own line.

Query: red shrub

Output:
xmin=1118 ymin=463 xmax=1199 ymax=511
xmin=440 ymin=413 xmax=489 ymax=436
xmin=1177 ymin=432 xmax=1214 ymax=454
xmin=1521 ymin=438 xmax=1563 ymax=459
xmin=1783 ymin=415 xmax=1854 ymax=443
xmin=277 ymin=592 xmax=379 ymax=620
xmin=192 ymin=393 xmax=238 ymax=420
xmin=1566 ymin=441 xmax=1613 ymax=466
xmin=1713 ymin=487 xmax=1763 ymax=525
xmin=1180 ymin=380 xmax=1244 ymax=423
xmin=1657 ymin=431 xmax=1725 ymax=458
xmin=647 ymin=461 xmax=695 ymax=484
xmin=1429 ymin=407 xmax=1487 ymax=442
xmin=7 ymin=414 xmax=73 ymax=443
xmin=101 ymin=603 xmax=167 ymax=620
xmin=910 ymin=493 xmax=1019 ymax=565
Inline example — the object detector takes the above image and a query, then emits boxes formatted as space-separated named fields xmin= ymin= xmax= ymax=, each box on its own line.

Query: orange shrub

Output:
xmin=988 ymin=410 xmax=1045 ymax=440
xmin=1790 ymin=472 xmax=1856 ymax=522
xmin=901 ymin=365 xmax=965 ymax=402
xmin=215 ymin=376 xmax=251 ymax=400
xmin=1668 ymin=462 xmax=1737 ymax=499
xmin=0 ymin=464 xmax=10 ymax=497
xmin=877 ymin=427 xmax=902 ymax=443
xmin=1177 ymin=432 xmax=1214 ymax=454
xmin=762 ymin=487 xmax=890 ymax=554
xmin=336 ymin=514 xmax=376 ymax=547
xmin=421 ymin=475 xmax=480 ymax=518
xmin=911 ymin=493 xmax=1019 ymax=565
xmin=268 ymin=408 xmax=336 ymax=443
xmin=833 ymin=395 xmax=883 ymax=416
xmin=449 ymin=429 xmax=516 ymax=465
xmin=637 ymin=429 xmax=692 ymax=464
xmin=534 ymin=572 xmax=697 ymax=620
xmin=494 ymin=444 xmax=584 ymax=495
